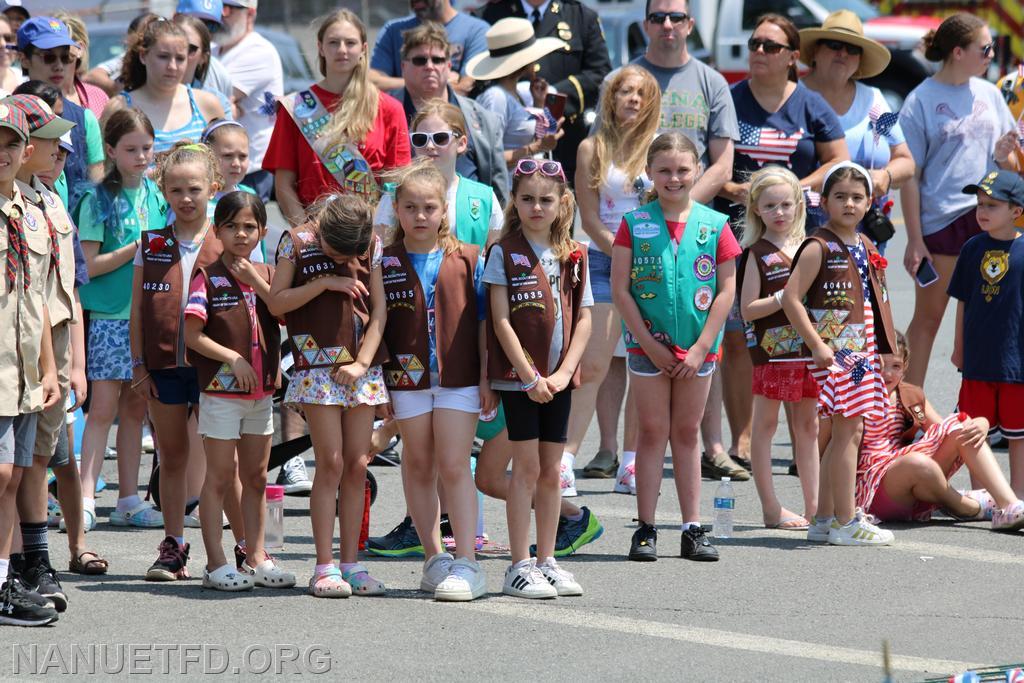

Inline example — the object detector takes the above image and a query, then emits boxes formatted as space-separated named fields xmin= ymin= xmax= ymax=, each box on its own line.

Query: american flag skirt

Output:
xmin=809 ymin=301 xmax=887 ymax=420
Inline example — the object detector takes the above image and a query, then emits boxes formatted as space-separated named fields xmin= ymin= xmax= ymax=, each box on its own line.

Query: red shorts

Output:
xmin=922 ymin=210 xmax=981 ymax=256
xmin=958 ymin=379 xmax=1024 ymax=439
xmin=752 ymin=362 xmax=820 ymax=402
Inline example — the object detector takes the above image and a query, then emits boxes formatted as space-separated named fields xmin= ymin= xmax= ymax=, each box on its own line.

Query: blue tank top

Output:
xmin=121 ymin=86 xmax=208 ymax=153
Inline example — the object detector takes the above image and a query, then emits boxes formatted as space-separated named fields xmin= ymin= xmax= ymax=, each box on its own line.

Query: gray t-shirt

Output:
xmin=899 ymin=76 xmax=1014 ymax=236
xmin=625 ymin=56 xmax=739 ymax=167
xmin=483 ymin=241 xmax=594 ymax=390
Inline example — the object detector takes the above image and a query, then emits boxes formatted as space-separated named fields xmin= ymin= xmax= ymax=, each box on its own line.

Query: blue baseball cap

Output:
xmin=176 ymin=0 xmax=224 ymax=25
xmin=0 ymin=1 xmax=29 ymax=20
xmin=17 ymin=17 xmax=75 ymax=52
xmin=963 ymin=170 xmax=1024 ymax=208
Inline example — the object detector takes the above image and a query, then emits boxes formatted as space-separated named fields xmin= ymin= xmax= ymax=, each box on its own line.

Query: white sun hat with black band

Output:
xmin=465 ymin=17 xmax=568 ymax=81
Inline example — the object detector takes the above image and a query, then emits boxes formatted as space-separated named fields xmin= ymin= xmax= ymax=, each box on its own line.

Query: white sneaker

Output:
xmin=420 ymin=552 xmax=454 ymax=592
xmin=613 ymin=461 xmax=636 ymax=495
xmin=560 ymin=454 xmax=577 ymax=497
xmin=538 ymin=557 xmax=582 ymax=596
xmin=806 ymin=516 xmax=833 ymax=543
xmin=434 ymin=557 xmax=486 ymax=601
xmin=278 ymin=456 xmax=313 ymax=496
xmin=141 ymin=428 xmax=155 ymax=453
xmin=827 ymin=512 xmax=894 ymax=546
xmin=502 ymin=559 xmax=557 ymax=599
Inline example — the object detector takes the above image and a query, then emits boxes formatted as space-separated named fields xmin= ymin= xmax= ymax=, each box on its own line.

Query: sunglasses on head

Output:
xmin=747 ymin=37 xmax=791 ymax=54
xmin=514 ymin=158 xmax=566 ymax=182
xmin=646 ymin=11 xmax=688 ymax=25
xmin=410 ymin=130 xmax=458 ymax=148
xmin=820 ymin=39 xmax=863 ymax=56
xmin=35 ymin=50 xmax=75 ymax=65
xmin=409 ymin=55 xmax=446 ymax=67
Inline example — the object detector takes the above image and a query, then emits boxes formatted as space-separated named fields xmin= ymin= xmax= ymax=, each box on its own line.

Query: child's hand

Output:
xmin=645 ymin=343 xmax=679 ymax=376
xmin=333 ymin=360 xmax=366 ymax=386
xmin=545 ymin=369 xmax=570 ymax=394
xmin=950 ymin=345 xmax=963 ymax=370
xmin=811 ymin=343 xmax=834 ymax=370
xmin=957 ymin=417 xmax=988 ymax=449
xmin=323 ymin=276 xmax=369 ymax=299
xmin=674 ymin=345 xmax=706 ymax=379
xmin=41 ymin=370 xmax=60 ymax=409
xmin=479 ymin=382 xmax=499 ymax=415
xmin=229 ymin=258 xmax=259 ymax=286
xmin=230 ymin=356 xmax=258 ymax=393
xmin=527 ymin=380 xmax=553 ymax=404
xmin=131 ymin=368 xmax=158 ymax=400
xmin=69 ymin=367 xmax=87 ymax=411
xmin=994 ymin=130 xmax=1021 ymax=164
xmin=536 ymin=125 xmax=564 ymax=153
xmin=903 ymin=239 xmax=931 ymax=279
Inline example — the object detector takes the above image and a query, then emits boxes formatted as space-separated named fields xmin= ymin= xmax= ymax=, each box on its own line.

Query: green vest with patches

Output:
xmin=622 ymin=200 xmax=727 ymax=354
xmin=453 ymin=175 xmax=492 ymax=250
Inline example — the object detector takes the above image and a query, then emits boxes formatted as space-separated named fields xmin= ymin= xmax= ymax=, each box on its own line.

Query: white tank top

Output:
xmin=598 ymin=162 xmax=651 ymax=234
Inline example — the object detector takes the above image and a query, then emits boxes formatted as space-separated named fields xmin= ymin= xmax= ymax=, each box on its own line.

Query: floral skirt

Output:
xmin=284 ymin=364 xmax=390 ymax=410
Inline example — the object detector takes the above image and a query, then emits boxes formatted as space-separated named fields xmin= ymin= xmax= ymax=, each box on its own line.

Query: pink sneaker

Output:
xmin=959 ymin=489 xmax=996 ymax=521
xmin=992 ymin=500 xmax=1024 ymax=532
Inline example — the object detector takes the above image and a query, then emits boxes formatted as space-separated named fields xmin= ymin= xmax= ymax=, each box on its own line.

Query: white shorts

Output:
xmin=391 ymin=385 xmax=480 ymax=420
xmin=198 ymin=394 xmax=274 ymax=440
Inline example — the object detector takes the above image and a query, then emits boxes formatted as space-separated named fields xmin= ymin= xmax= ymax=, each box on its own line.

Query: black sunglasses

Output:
xmin=747 ymin=37 xmax=791 ymax=54
xmin=820 ymin=39 xmax=863 ymax=56
xmin=36 ymin=50 xmax=75 ymax=65
xmin=646 ymin=12 xmax=688 ymax=25
xmin=408 ymin=55 xmax=447 ymax=67
xmin=410 ymin=130 xmax=458 ymax=148
xmin=980 ymin=42 xmax=995 ymax=57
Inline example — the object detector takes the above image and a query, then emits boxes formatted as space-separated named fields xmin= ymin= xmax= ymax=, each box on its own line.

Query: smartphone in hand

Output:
xmin=915 ymin=259 xmax=939 ymax=287
xmin=545 ymin=92 xmax=567 ymax=120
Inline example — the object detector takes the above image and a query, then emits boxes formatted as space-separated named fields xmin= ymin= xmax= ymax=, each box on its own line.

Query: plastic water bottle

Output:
xmin=713 ymin=477 xmax=735 ymax=539
xmin=265 ymin=485 xmax=285 ymax=550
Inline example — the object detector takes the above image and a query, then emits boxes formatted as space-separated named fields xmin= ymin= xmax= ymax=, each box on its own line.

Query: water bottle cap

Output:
xmin=721 ymin=477 xmax=730 ymax=481
xmin=265 ymin=484 xmax=285 ymax=502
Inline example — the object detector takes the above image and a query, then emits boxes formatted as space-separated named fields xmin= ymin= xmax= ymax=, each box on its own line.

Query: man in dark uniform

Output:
xmin=476 ymin=0 xmax=610 ymax=183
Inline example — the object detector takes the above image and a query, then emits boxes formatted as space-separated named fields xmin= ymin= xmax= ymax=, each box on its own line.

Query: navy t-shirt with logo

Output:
xmin=948 ymin=233 xmax=1024 ymax=383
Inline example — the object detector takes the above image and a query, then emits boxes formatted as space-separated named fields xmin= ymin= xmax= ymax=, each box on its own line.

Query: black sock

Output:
xmin=20 ymin=521 xmax=49 ymax=568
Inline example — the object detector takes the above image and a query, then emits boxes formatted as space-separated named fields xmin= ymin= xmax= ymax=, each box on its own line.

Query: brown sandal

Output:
xmin=69 ymin=551 xmax=109 ymax=575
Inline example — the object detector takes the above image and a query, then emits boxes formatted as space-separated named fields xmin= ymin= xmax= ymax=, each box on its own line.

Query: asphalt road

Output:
xmin=2 ymin=208 xmax=1021 ymax=682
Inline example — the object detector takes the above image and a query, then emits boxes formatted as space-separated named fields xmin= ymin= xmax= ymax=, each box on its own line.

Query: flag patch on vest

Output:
xmin=207 ymin=363 xmax=240 ymax=392
xmin=211 ymin=276 xmax=232 ymax=288
xmin=387 ymin=354 xmax=425 ymax=387
xmin=510 ymin=252 xmax=531 ymax=267
xmin=383 ymin=256 xmax=401 ymax=269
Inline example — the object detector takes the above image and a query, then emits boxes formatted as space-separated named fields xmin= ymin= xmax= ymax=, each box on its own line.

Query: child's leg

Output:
xmin=668 ymin=374 xmax=714 ymax=523
xmin=792 ymin=398 xmax=820 ymax=518
xmin=534 ymin=440 xmax=564 ymax=560
xmin=433 ymin=409 xmax=479 ymax=560
xmin=563 ymin=304 xmax=621 ymax=459
xmin=926 ymin=422 xmax=1019 ymax=510
xmin=397 ymin=412 xmax=441 ymax=558
xmin=633 ymin=374 xmax=672 ymax=524
xmin=113 ymin=386 xmax=147 ymax=502
xmin=303 ymin=404 xmax=344 ymax=566
xmin=236 ymin=433 xmax=271 ymax=566
xmin=149 ymin=401 xmax=191 ymax=539
xmin=338 ymin=405 xmax=374 ymax=565
xmin=1008 ymin=439 xmax=1024 ymax=499
xmin=474 ymin=432 xmax=583 ymax=518
xmin=53 ymin=461 xmax=88 ymax=557
xmin=750 ymin=395 xmax=782 ymax=523
xmin=816 ymin=416 xmax=833 ymax=518
xmin=877 ymin=452 xmax=970 ymax=515
xmin=721 ymin=330 xmax=753 ymax=459
xmin=507 ymin=436 xmax=541 ymax=563
xmin=623 ymin=380 xmax=638 ymax=454
xmin=596 ymin=357 xmax=626 ymax=455
xmin=0 ymin=464 xmax=23 ymax=565
xmin=199 ymin=437 xmax=236 ymax=570
xmin=827 ymin=415 xmax=863 ymax=524
xmin=79 ymin=380 xmax=120 ymax=502
xmin=699 ymin=371 xmax=726 ymax=458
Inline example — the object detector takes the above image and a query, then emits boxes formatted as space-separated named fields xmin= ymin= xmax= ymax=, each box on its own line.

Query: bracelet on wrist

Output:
xmin=520 ymin=373 xmax=541 ymax=391
xmin=884 ymin=168 xmax=893 ymax=190
xmin=131 ymin=356 xmax=145 ymax=369
xmin=773 ymin=290 xmax=784 ymax=305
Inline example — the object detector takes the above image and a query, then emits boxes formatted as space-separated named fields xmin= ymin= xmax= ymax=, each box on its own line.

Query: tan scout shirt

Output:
xmin=0 ymin=186 xmax=52 ymax=415
xmin=18 ymin=177 xmax=76 ymax=327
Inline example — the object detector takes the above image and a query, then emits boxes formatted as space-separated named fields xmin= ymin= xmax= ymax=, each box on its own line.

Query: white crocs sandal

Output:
xmin=244 ymin=558 xmax=297 ymax=588
xmin=203 ymin=564 xmax=254 ymax=592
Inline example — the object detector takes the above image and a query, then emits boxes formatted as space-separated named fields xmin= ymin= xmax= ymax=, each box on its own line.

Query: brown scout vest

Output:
xmin=139 ymin=226 xmax=222 ymax=370
xmin=191 ymin=259 xmax=281 ymax=396
xmin=283 ymin=224 xmax=387 ymax=370
xmin=486 ymin=231 xmax=586 ymax=388
xmin=895 ymin=382 xmax=927 ymax=446
xmin=737 ymin=239 xmax=800 ymax=365
xmin=381 ymin=241 xmax=480 ymax=390
xmin=793 ymin=227 xmax=896 ymax=357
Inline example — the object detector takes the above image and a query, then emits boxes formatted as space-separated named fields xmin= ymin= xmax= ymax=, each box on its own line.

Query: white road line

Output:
xmin=453 ymin=601 xmax=976 ymax=675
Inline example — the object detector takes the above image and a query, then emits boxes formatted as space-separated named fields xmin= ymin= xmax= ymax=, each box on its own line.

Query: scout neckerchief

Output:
xmin=5 ymin=202 xmax=27 ymax=290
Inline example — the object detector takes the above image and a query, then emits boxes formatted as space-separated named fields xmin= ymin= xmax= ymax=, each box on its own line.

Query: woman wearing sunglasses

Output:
xmin=53 ymin=13 xmax=109 ymax=120
xmin=264 ymin=10 xmax=410 ymax=228
xmin=0 ymin=15 xmax=22 ymax=94
xmin=897 ymin=13 xmax=1018 ymax=388
xmin=801 ymin=11 xmax=914 ymax=252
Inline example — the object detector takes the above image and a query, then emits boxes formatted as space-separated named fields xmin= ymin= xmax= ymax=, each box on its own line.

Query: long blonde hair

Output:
xmin=590 ymin=65 xmax=661 ymax=191
xmin=390 ymin=161 xmax=461 ymax=256
xmin=316 ymin=10 xmax=380 ymax=148
xmin=741 ymin=165 xmax=806 ymax=248
xmin=502 ymin=170 xmax=578 ymax=261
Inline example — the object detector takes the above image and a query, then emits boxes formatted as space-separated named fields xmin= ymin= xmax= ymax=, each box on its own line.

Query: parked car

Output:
xmin=86 ymin=23 xmax=315 ymax=95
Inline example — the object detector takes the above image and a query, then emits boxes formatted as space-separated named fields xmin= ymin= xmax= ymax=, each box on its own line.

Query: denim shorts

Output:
xmin=627 ymin=353 xmax=716 ymax=378
xmin=150 ymin=367 xmax=201 ymax=406
xmin=588 ymin=247 xmax=612 ymax=304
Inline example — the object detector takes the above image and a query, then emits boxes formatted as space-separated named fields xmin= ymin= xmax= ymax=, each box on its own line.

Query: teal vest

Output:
xmin=453 ymin=175 xmax=492 ymax=250
xmin=622 ymin=200 xmax=728 ymax=354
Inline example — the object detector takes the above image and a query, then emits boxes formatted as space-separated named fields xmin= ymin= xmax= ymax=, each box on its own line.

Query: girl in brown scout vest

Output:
xmin=782 ymin=161 xmax=896 ymax=547
xmin=484 ymin=159 xmax=593 ymax=599
xmin=184 ymin=192 xmax=296 ymax=591
xmin=857 ymin=331 xmax=1024 ymax=531
xmin=268 ymin=194 xmax=389 ymax=598
xmin=130 ymin=142 xmax=225 ymax=581
xmin=737 ymin=166 xmax=819 ymax=530
xmin=381 ymin=163 xmax=493 ymax=601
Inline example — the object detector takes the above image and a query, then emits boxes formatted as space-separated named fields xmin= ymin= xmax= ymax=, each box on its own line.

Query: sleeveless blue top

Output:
xmin=121 ymin=86 xmax=208 ymax=153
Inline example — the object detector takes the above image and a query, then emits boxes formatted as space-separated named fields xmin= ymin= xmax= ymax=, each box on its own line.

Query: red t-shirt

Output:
xmin=262 ymin=85 xmax=411 ymax=206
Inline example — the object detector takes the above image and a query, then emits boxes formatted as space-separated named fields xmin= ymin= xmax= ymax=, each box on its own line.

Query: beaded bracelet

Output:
xmin=521 ymin=374 xmax=541 ymax=392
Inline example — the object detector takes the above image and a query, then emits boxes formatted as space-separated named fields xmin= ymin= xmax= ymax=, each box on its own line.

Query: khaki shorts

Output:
xmin=198 ymin=394 xmax=274 ymax=441
xmin=33 ymin=321 xmax=71 ymax=460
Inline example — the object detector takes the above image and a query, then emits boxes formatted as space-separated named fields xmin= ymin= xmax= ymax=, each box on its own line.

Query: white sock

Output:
xmin=562 ymin=452 xmax=575 ymax=465
xmin=83 ymin=497 xmax=96 ymax=515
xmin=117 ymin=494 xmax=142 ymax=512
xmin=681 ymin=521 xmax=701 ymax=531
xmin=0 ymin=558 xmax=9 ymax=580
xmin=617 ymin=451 xmax=637 ymax=477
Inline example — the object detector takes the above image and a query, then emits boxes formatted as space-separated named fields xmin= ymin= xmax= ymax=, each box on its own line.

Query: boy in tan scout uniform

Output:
xmin=0 ymin=102 xmax=61 ymax=627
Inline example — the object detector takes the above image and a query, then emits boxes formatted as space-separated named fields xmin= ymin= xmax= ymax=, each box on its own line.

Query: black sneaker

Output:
xmin=20 ymin=558 xmax=68 ymax=612
xmin=628 ymin=521 xmax=658 ymax=562
xmin=7 ymin=575 xmax=54 ymax=609
xmin=146 ymin=536 xmax=190 ymax=581
xmin=365 ymin=516 xmax=425 ymax=557
xmin=0 ymin=580 xmax=58 ymax=626
xmin=234 ymin=543 xmax=247 ymax=570
xmin=680 ymin=526 xmax=720 ymax=562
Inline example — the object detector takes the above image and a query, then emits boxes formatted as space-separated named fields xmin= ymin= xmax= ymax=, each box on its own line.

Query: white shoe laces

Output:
xmin=542 ymin=560 xmax=573 ymax=583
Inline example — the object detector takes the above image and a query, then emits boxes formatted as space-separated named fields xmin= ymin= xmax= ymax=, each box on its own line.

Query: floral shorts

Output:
xmin=87 ymin=318 xmax=132 ymax=382
xmin=284 ymin=364 xmax=390 ymax=410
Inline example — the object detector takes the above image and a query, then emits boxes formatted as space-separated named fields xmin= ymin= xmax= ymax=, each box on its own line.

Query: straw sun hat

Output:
xmin=465 ymin=18 xmax=568 ymax=81
xmin=798 ymin=10 xmax=891 ymax=80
